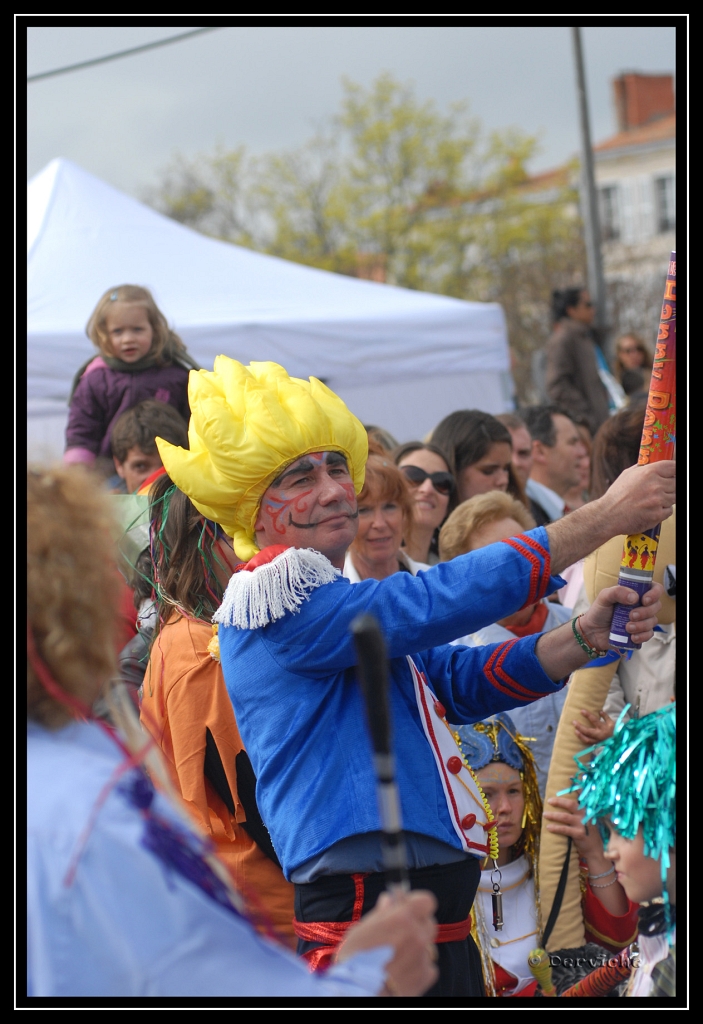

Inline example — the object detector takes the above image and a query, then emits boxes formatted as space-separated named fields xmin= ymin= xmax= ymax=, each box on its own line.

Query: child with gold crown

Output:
xmin=454 ymin=713 xmax=638 ymax=996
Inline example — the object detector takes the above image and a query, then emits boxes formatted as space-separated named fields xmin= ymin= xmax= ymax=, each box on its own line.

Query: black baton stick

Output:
xmin=351 ymin=613 xmax=410 ymax=896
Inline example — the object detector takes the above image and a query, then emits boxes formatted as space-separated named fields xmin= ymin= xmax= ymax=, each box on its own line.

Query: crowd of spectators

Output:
xmin=26 ymin=281 xmax=675 ymax=1001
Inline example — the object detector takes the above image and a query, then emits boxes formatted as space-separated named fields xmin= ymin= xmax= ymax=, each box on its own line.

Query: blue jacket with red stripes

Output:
xmin=218 ymin=528 xmax=565 ymax=879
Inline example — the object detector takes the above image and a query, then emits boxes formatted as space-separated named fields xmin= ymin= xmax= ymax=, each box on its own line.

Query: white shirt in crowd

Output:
xmin=525 ymin=478 xmax=566 ymax=522
xmin=343 ymin=550 xmax=430 ymax=582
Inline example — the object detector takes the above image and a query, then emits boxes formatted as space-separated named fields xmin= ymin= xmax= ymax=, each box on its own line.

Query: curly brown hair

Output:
xmin=438 ymin=491 xmax=536 ymax=562
xmin=27 ymin=466 xmax=121 ymax=728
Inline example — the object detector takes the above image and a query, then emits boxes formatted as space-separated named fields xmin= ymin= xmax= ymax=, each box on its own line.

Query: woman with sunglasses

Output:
xmin=613 ymin=333 xmax=653 ymax=384
xmin=393 ymin=441 xmax=455 ymax=565
xmin=544 ymin=287 xmax=612 ymax=435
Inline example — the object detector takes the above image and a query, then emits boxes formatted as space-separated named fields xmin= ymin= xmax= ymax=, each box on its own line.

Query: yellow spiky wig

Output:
xmin=156 ymin=357 xmax=368 ymax=561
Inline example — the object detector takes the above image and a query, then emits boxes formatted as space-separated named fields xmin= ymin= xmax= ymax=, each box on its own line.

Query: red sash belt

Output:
xmin=294 ymin=914 xmax=472 ymax=944
xmin=294 ymin=891 xmax=472 ymax=972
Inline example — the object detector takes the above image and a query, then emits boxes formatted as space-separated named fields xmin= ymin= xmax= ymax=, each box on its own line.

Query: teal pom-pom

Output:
xmin=567 ymin=702 xmax=675 ymax=856
xmin=563 ymin=703 xmax=676 ymax=934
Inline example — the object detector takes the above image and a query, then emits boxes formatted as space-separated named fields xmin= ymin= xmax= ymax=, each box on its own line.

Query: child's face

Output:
xmin=604 ymin=821 xmax=675 ymax=905
xmin=476 ymin=762 xmax=525 ymax=860
xmin=105 ymin=303 xmax=154 ymax=362
xmin=114 ymin=446 xmax=163 ymax=494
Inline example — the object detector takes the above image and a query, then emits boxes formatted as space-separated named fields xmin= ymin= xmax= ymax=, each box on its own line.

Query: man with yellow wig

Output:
xmin=157 ymin=357 xmax=674 ymax=998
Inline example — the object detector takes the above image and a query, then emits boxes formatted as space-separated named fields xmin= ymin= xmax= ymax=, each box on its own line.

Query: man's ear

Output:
xmin=531 ymin=440 xmax=548 ymax=466
xmin=113 ymin=456 xmax=126 ymax=480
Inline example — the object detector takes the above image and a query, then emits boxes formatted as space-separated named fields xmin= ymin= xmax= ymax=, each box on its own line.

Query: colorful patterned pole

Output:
xmin=608 ymin=252 xmax=676 ymax=650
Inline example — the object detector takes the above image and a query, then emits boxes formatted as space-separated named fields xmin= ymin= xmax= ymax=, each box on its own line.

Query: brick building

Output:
xmin=593 ymin=73 xmax=676 ymax=348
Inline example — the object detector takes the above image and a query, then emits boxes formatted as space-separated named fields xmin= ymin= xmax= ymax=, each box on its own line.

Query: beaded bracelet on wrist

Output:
xmin=590 ymin=876 xmax=618 ymax=889
xmin=578 ymin=616 xmax=610 ymax=657
xmin=571 ymin=616 xmax=609 ymax=659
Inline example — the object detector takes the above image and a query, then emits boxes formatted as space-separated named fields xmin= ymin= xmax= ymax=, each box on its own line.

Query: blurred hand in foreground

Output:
xmin=336 ymin=889 xmax=439 ymax=997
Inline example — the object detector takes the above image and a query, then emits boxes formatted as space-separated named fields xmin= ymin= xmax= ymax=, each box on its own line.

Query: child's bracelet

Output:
xmin=590 ymin=877 xmax=618 ymax=889
xmin=588 ymin=867 xmax=615 ymax=880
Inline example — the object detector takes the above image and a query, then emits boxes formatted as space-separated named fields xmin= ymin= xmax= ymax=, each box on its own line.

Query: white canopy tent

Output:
xmin=27 ymin=159 xmax=513 ymax=459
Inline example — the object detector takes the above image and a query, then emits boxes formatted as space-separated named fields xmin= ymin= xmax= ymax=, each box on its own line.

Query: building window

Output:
xmin=599 ymin=185 xmax=620 ymax=241
xmin=655 ymin=176 xmax=676 ymax=233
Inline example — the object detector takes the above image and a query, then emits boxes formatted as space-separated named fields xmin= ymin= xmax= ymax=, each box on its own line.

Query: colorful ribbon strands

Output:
xmin=609 ymin=252 xmax=676 ymax=651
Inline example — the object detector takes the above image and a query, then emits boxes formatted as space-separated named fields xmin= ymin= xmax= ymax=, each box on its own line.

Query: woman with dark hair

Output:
xmin=544 ymin=288 xmax=613 ymax=435
xmin=140 ymin=472 xmax=297 ymax=946
xmin=393 ymin=441 xmax=455 ymax=565
xmin=430 ymin=410 xmax=527 ymax=508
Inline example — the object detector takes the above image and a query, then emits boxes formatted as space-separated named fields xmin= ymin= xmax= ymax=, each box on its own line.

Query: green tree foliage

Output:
xmin=148 ymin=74 xmax=586 ymax=402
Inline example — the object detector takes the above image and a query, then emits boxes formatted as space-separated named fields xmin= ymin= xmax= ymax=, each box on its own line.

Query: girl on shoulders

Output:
xmin=64 ymin=284 xmax=198 ymax=471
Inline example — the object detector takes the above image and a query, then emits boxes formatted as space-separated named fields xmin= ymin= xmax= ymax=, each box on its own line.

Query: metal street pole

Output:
xmin=571 ymin=27 xmax=609 ymax=355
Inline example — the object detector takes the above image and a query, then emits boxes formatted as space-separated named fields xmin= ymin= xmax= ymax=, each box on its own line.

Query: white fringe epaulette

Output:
xmin=213 ymin=547 xmax=341 ymax=630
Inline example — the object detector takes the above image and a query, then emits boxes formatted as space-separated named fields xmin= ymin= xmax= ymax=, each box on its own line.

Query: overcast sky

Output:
xmin=25 ymin=21 xmax=679 ymax=200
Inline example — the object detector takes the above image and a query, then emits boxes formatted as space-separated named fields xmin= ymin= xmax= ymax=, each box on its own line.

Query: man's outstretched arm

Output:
xmin=546 ymin=461 xmax=676 ymax=576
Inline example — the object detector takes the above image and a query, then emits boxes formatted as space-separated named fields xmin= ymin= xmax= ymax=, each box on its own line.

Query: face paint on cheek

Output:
xmin=341 ymin=481 xmax=357 ymax=505
xmin=262 ymin=489 xmax=313 ymax=534
xmin=287 ymin=495 xmax=314 ymax=526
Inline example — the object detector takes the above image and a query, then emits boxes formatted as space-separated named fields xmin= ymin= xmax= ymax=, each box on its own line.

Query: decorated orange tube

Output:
xmin=560 ymin=949 xmax=634 ymax=997
xmin=608 ymin=252 xmax=676 ymax=650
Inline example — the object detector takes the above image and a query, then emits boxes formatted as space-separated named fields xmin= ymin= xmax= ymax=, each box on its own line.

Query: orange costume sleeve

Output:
xmin=141 ymin=615 xmax=295 ymax=947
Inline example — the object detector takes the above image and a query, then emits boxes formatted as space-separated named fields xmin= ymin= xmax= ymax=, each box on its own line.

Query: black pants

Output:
xmin=294 ymin=858 xmax=485 ymax=998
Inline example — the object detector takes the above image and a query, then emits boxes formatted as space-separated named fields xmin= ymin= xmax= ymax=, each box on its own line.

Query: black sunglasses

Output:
xmin=400 ymin=465 xmax=455 ymax=495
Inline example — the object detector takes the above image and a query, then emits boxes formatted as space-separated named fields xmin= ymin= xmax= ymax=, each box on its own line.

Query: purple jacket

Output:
xmin=64 ymin=357 xmax=190 ymax=462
